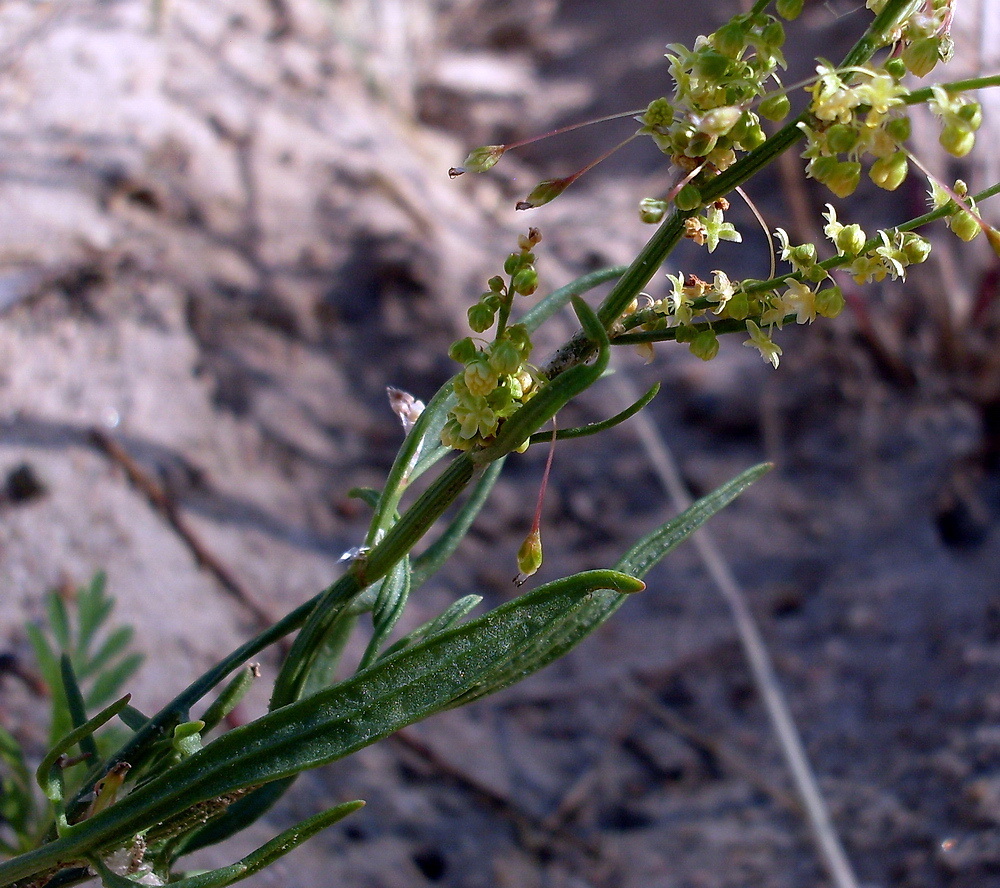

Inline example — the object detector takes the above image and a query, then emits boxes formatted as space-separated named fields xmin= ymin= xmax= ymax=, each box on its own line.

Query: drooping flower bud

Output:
xmin=639 ymin=198 xmax=669 ymax=224
xmin=776 ymin=0 xmax=803 ymax=20
xmin=689 ymin=328 xmax=720 ymax=361
xmin=902 ymin=36 xmax=941 ymax=78
xmin=815 ymin=285 xmax=845 ymax=318
xmin=515 ymin=528 xmax=543 ymax=586
xmin=869 ymin=152 xmax=908 ymax=191
xmin=825 ymin=161 xmax=861 ymax=198
xmin=759 ymin=93 xmax=791 ymax=122
xmin=825 ymin=123 xmax=859 ymax=154
xmin=511 ymin=267 xmax=538 ymax=296
xmin=836 ymin=224 xmax=867 ymax=256
xmin=940 ymin=124 xmax=975 ymax=157
xmin=675 ymin=184 xmax=702 ymax=211
xmin=449 ymin=145 xmax=505 ymax=178
xmin=516 ymin=177 xmax=570 ymax=210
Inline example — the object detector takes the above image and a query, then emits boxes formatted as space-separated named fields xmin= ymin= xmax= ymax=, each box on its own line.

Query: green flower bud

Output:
xmin=516 ymin=177 xmax=569 ymax=210
xmin=639 ymin=198 xmax=669 ymax=224
xmin=940 ymin=124 xmax=975 ymax=158
xmin=449 ymin=145 xmax=505 ymax=177
xmin=713 ymin=19 xmax=748 ymax=57
xmin=686 ymin=131 xmax=718 ymax=157
xmin=884 ymin=58 xmax=906 ymax=80
xmin=825 ymin=123 xmax=859 ymax=154
xmin=503 ymin=252 xmax=522 ymax=275
xmin=689 ymin=328 xmax=720 ymax=361
xmin=836 ymin=224 xmax=867 ymax=256
xmin=701 ymin=106 xmax=742 ymax=137
xmin=674 ymin=324 xmax=697 ymax=343
xmin=885 ymin=116 xmax=911 ymax=144
xmin=825 ymin=161 xmax=861 ymax=198
xmin=776 ymin=0 xmax=803 ymax=19
xmin=448 ymin=337 xmax=478 ymax=364
xmin=956 ymin=102 xmax=983 ymax=131
xmin=758 ymin=93 xmax=791 ymax=122
xmin=902 ymin=36 xmax=941 ymax=78
xmin=761 ymin=20 xmax=785 ymax=48
xmin=487 ymin=275 xmax=505 ymax=292
xmin=696 ymin=50 xmax=731 ymax=81
xmin=739 ymin=124 xmax=767 ymax=151
xmin=516 ymin=529 xmax=543 ymax=584
xmin=489 ymin=339 xmax=522 ymax=375
xmin=642 ymin=97 xmax=674 ymax=129
xmin=869 ymin=152 xmax=908 ymax=191
xmin=900 ymin=232 xmax=931 ymax=265
xmin=511 ymin=266 xmax=538 ymax=296
xmin=675 ymin=184 xmax=702 ymax=211
xmin=728 ymin=111 xmax=756 ymax=143
xmin=505 ymin=323 xmax=533 ymax=357
xmin=949 ymin=211 xmax=980 ymax=242
xmin=464 ymin=356 xmax=499 ymax=396
xmin=815 ymin=285 xmax=845 ymax=318
xmin=481 ymin=293 xmax=502 ymax=311
xmin=806 ymin=264 xmax=829 ymax=283
xmin=726 ymin=290 xmax=750 ymax=320
xmin=790 ymin=242 xmax=817 ymax=267
xmin=468 ymin=302 xmax=496 ymax=333
xmin=808 ymin=155 xmax=839 ymax=183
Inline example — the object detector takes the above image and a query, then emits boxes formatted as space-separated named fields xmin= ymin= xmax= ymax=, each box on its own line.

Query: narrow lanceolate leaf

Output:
xmin=455 ymin=462 xmax=771 ymax=707
xmin=0 ymin=572 xmax=640 ymax=886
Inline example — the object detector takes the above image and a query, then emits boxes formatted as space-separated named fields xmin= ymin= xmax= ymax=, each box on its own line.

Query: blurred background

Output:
xmin=0 ymin=0 xmax=999 ymax=886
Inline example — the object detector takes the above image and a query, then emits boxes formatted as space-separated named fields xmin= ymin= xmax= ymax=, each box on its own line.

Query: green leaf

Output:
xmin=520 ymin=265 xmax=627 ymax=334
xmin=358 ymin=556 xmax=410 ymax=671
xmin=0 ymin=727 xmax=35 ymax=845
xmin=45 ymin=593 xmax=72 ymax=653
xmin=199 ymin=666 xmax=258 ymax=734
xmin=379 ymin=595 xmax=482 ymax=660
xmin=76 ymin=573 xmax=113 ymax=659
xmin=60 ymin=656 xmax=98 ymax=763
xmin=84 ymin=627 xmax=136 ymax=679
xmin=87 ymin=653 xmax=144 ymax=711
xmin=525 ymin=383 xmax=659 ymax=446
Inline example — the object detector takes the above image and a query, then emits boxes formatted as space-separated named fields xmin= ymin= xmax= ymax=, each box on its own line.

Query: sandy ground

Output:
xmin=1 ymin=1 xmax=1000 ymax=886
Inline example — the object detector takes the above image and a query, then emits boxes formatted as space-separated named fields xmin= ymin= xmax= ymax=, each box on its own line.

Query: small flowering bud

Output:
xmin=448 ymin=337 xmax=478 ymax=364
xmin=884 ymin=58 xmax=907 ymax=80
xmin=686 ymin=131 xmax=718 ymax=157
xmin=739 ymin=124 xmax=767 ymax=151
xmin=885 ymin=116 xmax=911 ymax=144
xmin=836 ymin=224 xmax=867 ymax=256
xmin=713 ymin=20 xmax=747 ymax=57
xmin=825 ymin=161 xmax=861 ymax=198
xmin=949 ymin=211 xmax=980 ymax=242
xmin=526 ymin=227 xmax=542 ymax=247
xmin=728 ymin=111 xmax=756 ymax=143
xmin=487 ymin=275 xmax=505 ymax=293
xmin=776 ymin=0 xmax=803 ymax=19
xmin=464 ymin=356 xmax=499 ymax=396
xmin=505 ymin=323 xmax=533 ymax=357
xmin=806 ymin=264 xmax=830 ymax=283
xmin=870 ymin=152 xmax=908 ymax=191
xmin=902 ymin=36 xmax=941 ymax=78
xmin=468 ymin=302 xmax=496 ymax=333
xmin=696 ymin=50 xmax=731 ymax=81
xmin=516 ymin=177 xmax=569 ymax=210
xmin=940 ymin=124 xmax=975 ymax=157
xmin=449 ymin=145 xmax=505 ymax=177
xmin=808 ymin=155 xmax=839 ymax=184
xmin=489 ymin=339 xmax=522 ymax=375
xmin=642 ymin=97 xmax=674 ymax=129
xmin=503 ymin=252 xmax=522 ymax=275
xmin=956 ymin=102 xmax=983 ymax=131
xmin=759 ymin=93 xmax=791 ymax=122
xmin=900 ymin=232 xmax=931 ymax=265
xmin=700 ymin=106 xmax=742 ymax=137
xmin=639 ymin=198 xmax=669 ymax=224
xmin=726 ymin=290 xmax=750 ymax=320
xmin=511 ymin=267 xmax=538 ymax=296
xmin=515 ymin=529 xmax=543 ymax=585
xmin=674 ymin=325 xmax=697 ymax=344
xmin=825 ymin=124 xmax=859 ymax=154
xmin=689 ymin=328 xmax=720 ymax=361
xmin=790 ymin=242 xmax=817 ymax=268
xmin=815 ymin=285 xmax=845 ymax=318
xmin=675 ymin=184 xmax=702 ymax=211
xmin=762 ymin=20 xmax=785 ymax=48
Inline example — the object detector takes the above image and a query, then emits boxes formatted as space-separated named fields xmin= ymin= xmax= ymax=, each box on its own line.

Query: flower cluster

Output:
xmin=638 ymin=9 xmax=794 ymax=174
xmin=927 ymin=178 xmax=982 ymax=242
xmin=442 ymin=230 xmax=542 ymax=450
xmin=822 ymin=204 xmax=933 ymax=281
xmin=867 ymin=0 xmax=955 ymax=78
